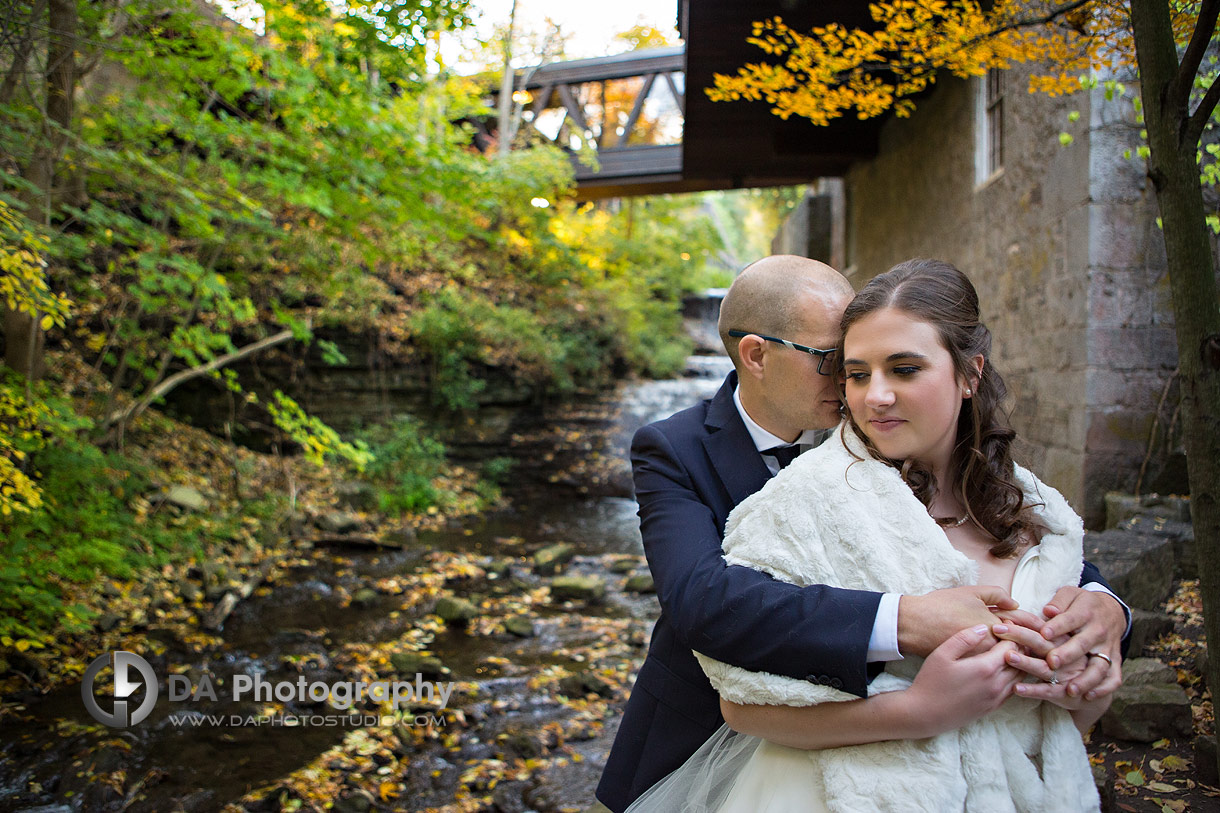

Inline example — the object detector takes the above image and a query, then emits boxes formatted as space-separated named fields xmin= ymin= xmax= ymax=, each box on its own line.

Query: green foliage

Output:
xmin=265 ymin=391 xmax=373 ymax=470
xmin=0 ymin=421 xmax=195 ymax=643
xmin=352 ymin=415 xmax=455 ymax=513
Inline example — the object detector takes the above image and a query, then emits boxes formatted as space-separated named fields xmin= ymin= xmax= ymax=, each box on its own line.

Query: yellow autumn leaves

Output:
xmin=706 ymin=1 xmax=1148 ymax=125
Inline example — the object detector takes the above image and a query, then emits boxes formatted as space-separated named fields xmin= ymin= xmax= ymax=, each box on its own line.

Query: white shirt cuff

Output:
xmin=867 ymin=592 xmax=904 ymax=662
xmin=1083 ymin=582 xmax=1133 ymax=638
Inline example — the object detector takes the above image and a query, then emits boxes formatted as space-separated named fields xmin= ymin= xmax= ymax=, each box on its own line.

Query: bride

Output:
xmin=626 ymin=259 xmax=1109 ymax=812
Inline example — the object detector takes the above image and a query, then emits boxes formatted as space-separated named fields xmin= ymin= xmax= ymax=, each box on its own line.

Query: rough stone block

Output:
xmin=1127 ymin=609 xmax=1176 ymax=656
xmin=1121 ymin=514 xmax=1195 ymax=580
xmin=1084 ymin=527 xmax=1176 ymax=610
xmin=1105 ymin=491 xmax=1145 ymax=529
xmin=1100 ymin=682 xmax=1192 ymax=742
xmin=1122 ymin=657 xmax=1177 ymax=687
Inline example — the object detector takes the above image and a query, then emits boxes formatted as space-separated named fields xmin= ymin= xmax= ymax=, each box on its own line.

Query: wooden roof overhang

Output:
xmin=678 ymin=0 xmax=886 ymax=192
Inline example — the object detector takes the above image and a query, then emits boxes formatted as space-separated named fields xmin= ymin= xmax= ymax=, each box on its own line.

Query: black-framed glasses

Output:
xmin=728 ymin=329 xmax=838 ymax=376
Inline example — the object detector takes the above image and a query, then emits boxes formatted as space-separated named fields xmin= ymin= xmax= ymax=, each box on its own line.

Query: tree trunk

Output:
xmin=3 ymin=0 xmax=75 ymax=380
xmin=496 ymin=0 xmax=518 ymax=156
xmin=1129 ymin=0 xmax=1220 ymax=778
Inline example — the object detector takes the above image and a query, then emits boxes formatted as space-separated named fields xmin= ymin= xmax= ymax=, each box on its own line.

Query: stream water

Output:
xmin=0 ymin=347 xmax=733 ymax=813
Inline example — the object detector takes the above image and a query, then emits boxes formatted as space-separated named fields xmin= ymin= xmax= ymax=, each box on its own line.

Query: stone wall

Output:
xmin=806 ymin=65 xmax=1179 ymax=526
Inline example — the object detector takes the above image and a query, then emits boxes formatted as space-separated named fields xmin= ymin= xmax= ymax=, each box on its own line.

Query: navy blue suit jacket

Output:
xmin=595 ymin=371 xmax=1113 ymax=812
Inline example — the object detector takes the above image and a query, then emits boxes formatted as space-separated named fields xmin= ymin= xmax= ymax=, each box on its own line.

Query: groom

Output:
xmin=595 ymin=255 xmax=1129 ymax=812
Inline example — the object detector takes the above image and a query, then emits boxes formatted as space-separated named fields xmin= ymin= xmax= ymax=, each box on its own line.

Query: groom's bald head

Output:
xmin=719 ymin=255 xmax=853 ymax=368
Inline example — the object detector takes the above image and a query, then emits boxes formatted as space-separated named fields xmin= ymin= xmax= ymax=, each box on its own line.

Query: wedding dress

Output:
xmin=626 ymin=423 xmax=1100 ymax=813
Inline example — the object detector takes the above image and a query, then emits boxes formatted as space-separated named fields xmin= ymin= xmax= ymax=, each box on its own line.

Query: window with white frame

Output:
xmin=975 ymin=68 xmax=1004 ymax=184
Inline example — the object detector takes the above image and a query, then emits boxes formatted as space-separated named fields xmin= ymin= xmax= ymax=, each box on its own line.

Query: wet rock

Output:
xmin=1127 ymin=609 xmax=1176 ymax=655
xmin=434 ymin=595 xmax=479 ymax=624
xmin=486 ymin=559 xmax=513 ymax=579
xmin=317 ymin=511 xmax=362 ymax=534
xmin=501 ymin=730 xmax=544 ymax=759
xmin=534 ymin=543 xmax=576 ymax=575
xmin=390 ymin=652 xmax=447 ymax=679
xmin=504 ymin=615 xmax=535 ymax=637
xmin=558 ymin=671 xmax=614 ymax=699
xmin=1083 ymin=526 xmax=1176 ymax=610
xmin=609 ymin=557 xmax=640 ymax=574
xmin=352 ymin=587 xmax=379 ymax=608
xmin=331 ymin=790 xmax=374 ymax=813
xmin=624 ymin=574 xmax=655 ymax=593
xmin=550 ymin=575 xmax=605 ymax=603
xmin=492 ymin=779 xmax=532 ymax=813
xmin=1100 ymin=663 xmax=1192 ymax=742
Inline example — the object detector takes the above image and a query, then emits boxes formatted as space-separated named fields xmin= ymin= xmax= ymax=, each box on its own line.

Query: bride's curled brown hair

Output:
xmin=840 ymin=258 xmax=1038 ymax=558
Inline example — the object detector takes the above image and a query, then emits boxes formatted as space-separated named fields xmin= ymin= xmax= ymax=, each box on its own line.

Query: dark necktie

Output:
xmin=765 ymin=444 xmax=801 ymax=470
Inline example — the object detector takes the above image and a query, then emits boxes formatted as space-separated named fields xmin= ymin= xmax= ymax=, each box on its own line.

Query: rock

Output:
xmin=1100 ymin=682 xmax=1192 ymax=742
xmin=101 ymin=581 xmax=121 ymax=598
xmin=1127 ymin=609 xmax=1177 ymax=656
xmin=1121 ymin=657 xmax=1177 ymax=686
xmin=486 ymin=559 xmax=512 ymax=579
xmin=316 ymin=511 xmax=362 ymax=534
xmin=352 ymin=587 xmax=379 ymax=608
xmin=558 ymin=671 xmax=614 ymax=698
xmin=164 ymin=485 xmax=207 ymax=512
xmin=624 ymin=574 xmax=655 ymax=593
xmin=610 ymin=557 xmax=640 ymax=574
xmin=503 ymin=615 xmax=535 ymax=637
xmin=331 ymin=790 xmax=374 ymax=813
xmin=1083 ymin=526 xmax=1176 ymax=610
xmin=334 ymin=480 xmax=378 ymax=511
xmin=501 ymin=730 xmax=544 ymax=759
xmin=1121 ymin=514 xmax=1196 ymax=580
xmin=1104 ymin=492 xmax=1144 ymax=529
xmin=534 ymin=543 xmax=576 ymax=575
xmin=550 ymin=575 xmax=605 ymax=603
xmin=492 ymin=779 xmax=532 ymax=813
xmin=390 ymin=652 xmax=447 ymax=679
xmin=97 ymin=612 xmax=121 ymax=632
xmin=434 ymin=595 xmax=479 ymax=624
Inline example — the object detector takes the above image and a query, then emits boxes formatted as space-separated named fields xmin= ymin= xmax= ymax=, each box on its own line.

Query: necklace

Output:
xmin=935 ymin=513 xmax=970 ymax=528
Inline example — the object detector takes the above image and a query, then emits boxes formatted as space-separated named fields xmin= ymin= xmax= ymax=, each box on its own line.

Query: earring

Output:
xmin=964 ymin=388 xmax=972 ymax=397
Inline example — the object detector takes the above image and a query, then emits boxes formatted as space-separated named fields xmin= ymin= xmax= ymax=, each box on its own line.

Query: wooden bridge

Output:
xmin=499 ymin=0 xmax=887 ymax=200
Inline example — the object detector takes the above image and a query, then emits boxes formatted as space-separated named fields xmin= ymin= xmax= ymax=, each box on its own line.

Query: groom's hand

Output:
xmin=898 ymin=586 xmax=1019 ymax=658
xmin=1040 ymin=586 xmax=1125 ymax=700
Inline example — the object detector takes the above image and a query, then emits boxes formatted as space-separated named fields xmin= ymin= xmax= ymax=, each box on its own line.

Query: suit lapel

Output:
xmin=702 ymin=371 xmax=771 ymax=508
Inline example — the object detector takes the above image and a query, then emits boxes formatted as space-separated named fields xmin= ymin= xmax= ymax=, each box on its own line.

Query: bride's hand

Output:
xmin=905 ymin=624 xmax=1023 ymax=738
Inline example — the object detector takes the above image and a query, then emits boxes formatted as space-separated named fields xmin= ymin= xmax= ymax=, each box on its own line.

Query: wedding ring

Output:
xmin=1047 ymin=671 xmax=1060 ymax=685
xmin=1086 ymin=651 xmax=1113 ymax=667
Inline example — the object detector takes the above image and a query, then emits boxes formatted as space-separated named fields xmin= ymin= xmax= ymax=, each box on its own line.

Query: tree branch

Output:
xmin=1169 ymin=0 xmax=1219 ymax=116
xmin=105 ymin=327 xmax=296 ymax=430
xmin=1184 ymin=70 xmax=1220 ymax=148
